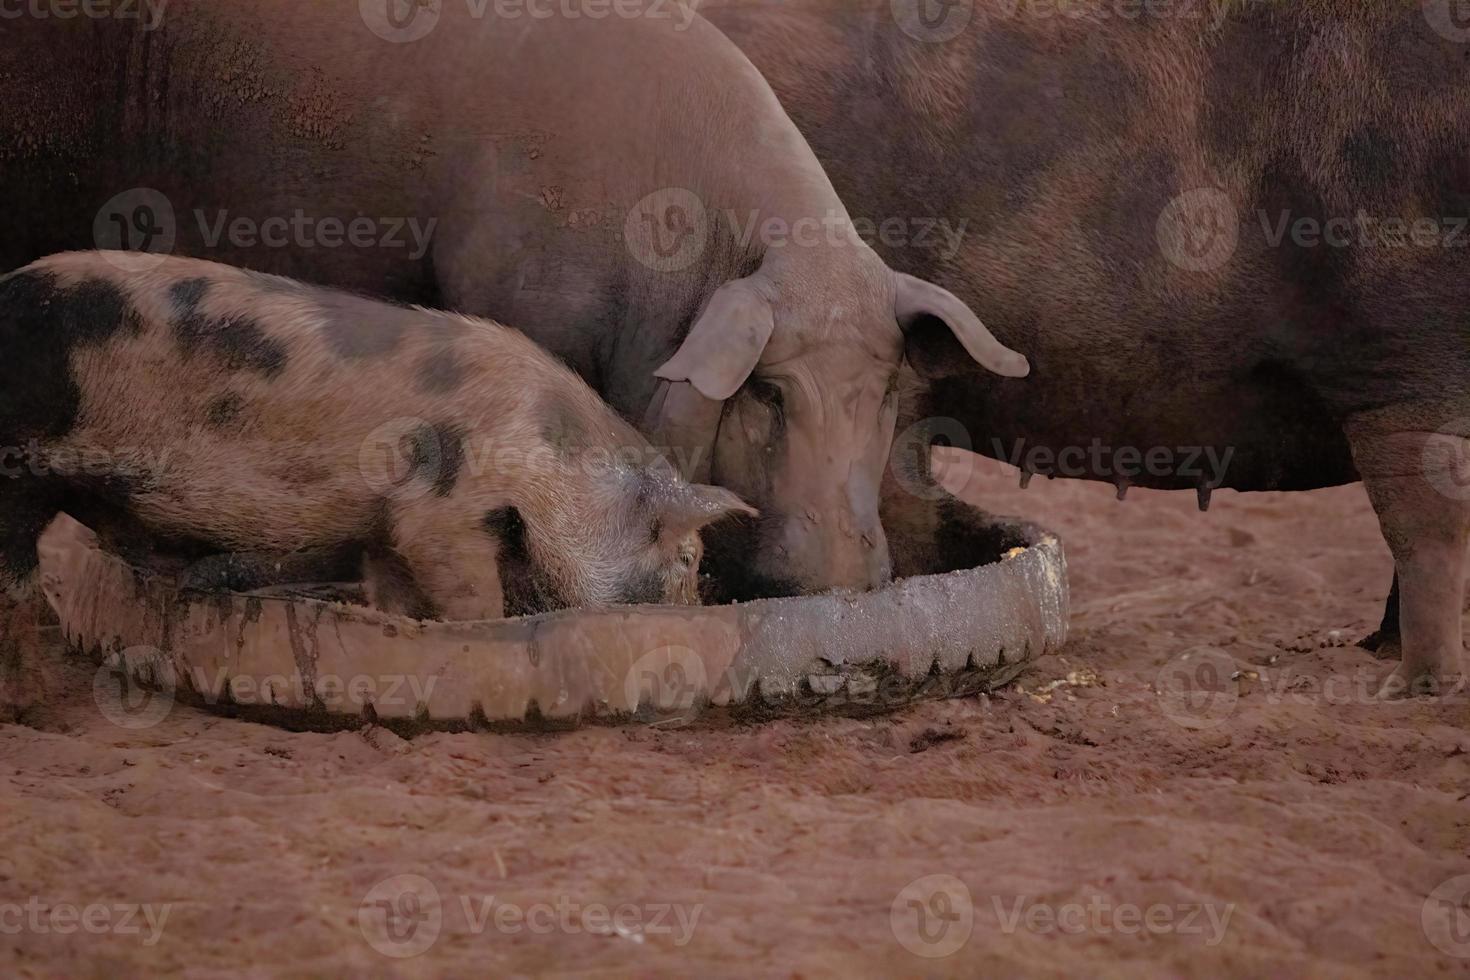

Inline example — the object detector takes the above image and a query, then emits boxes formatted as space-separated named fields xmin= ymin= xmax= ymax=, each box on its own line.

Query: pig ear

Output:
xmin=654 ymin=276 xmax=777 ymax=401
xmin=659 ymin=484 xmax=758 ymax=540
xmin=893 ymin=272 xmax=1030 ymax=379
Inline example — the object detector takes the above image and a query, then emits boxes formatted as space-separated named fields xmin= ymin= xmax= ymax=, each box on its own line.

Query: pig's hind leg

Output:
xmin=1347 ymin=419 xmax=1470 ymax=699
xmin=0 ymin=481 xmax=64 ymax=721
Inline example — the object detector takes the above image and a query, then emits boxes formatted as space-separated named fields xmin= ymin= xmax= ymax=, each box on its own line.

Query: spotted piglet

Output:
xmin=0 ymin=251 xmax=754 ymax=638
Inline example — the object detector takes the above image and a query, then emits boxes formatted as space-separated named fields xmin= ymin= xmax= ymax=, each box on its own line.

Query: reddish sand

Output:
xmin=3 ymin=452 xmax=1469 ymax=977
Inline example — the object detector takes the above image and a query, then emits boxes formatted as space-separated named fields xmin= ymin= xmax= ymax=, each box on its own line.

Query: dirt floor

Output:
xmin=3 ymin=451 xmax=1470 ymax=978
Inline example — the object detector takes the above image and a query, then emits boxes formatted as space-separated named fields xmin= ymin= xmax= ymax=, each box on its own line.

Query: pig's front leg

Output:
xmin=1347 ymin=418 xmax=1470 ymax=699
xmin=386 ymin=496 xmax=507 ymax=622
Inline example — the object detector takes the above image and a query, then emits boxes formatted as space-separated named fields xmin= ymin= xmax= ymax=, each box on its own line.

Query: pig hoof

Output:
xmin=1359 ymin=630 xmax=1401 ymax=661
xmin=1374 ymin=662 xmax=1467 ymax=701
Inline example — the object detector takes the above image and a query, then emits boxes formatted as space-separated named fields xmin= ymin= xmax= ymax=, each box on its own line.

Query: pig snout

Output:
xmin=775 ymin=504 xmax=893 ymax=594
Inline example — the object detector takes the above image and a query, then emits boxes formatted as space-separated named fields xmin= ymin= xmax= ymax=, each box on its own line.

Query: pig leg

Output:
xmin=1359 ymin=572 xmax=1400 ymax=657
xmin=1347 ymin=422 xmax=1470 ymax=699
xmin=385 ymin=498 xmax=506 ymax=622
xmin=0 ymin=486 xmax=62 ymax=722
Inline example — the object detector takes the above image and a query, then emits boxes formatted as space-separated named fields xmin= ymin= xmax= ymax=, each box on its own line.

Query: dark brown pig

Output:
xmin=702 ymin=0 xmax=1470 ymax=696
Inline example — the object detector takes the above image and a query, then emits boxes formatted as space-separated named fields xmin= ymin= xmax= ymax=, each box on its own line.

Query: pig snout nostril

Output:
xmin=860 ymin=533 xmax=877 ymax=551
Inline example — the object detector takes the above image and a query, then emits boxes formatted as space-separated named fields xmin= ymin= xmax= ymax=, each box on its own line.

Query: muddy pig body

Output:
xmin=0 ymin=252 xmax=752 ymax=627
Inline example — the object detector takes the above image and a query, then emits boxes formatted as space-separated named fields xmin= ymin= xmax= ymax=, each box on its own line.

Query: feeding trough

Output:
xmin=38 ymin=501 xmax=1068 ymax=731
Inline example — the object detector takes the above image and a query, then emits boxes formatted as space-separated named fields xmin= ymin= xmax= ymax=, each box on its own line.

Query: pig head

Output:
xmin=644 ymin=247 xmax=1029 ymax=599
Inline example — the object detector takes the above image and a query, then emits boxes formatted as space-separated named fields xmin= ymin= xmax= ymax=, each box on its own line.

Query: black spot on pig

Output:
xmin=170 ymin=278 xmax=288 ymax=378
xmin=482 ymin=506 xmax=528 ymax=561
xmin=0 ymin=480 xmax=62 ymax=583
xmin=211 ymin=315 xmax=288 ymax=377
xmin=170 ymin=278 xmax=210 ymax=312
xmin=416 ymin=346 xmax=466 ymax=394
xmin=0 ymin=271 xmax=141 ymax=443
xmin=541 ymin=398 xmax=588 ymax=456
xmin=317 ymin=292 xmax=414 ymax=359
xmin=966 ymin=25 xmax=1137 ymax=187
xmin=483 ymin=506 xmax=545 ymax=616
xmin=1341 ymin=125 xmax=1398 ymax=186
xmin=205 ymin=393 xmax=245 ymax=429
xmin=403 ymin=421 xmax=467 ymax=497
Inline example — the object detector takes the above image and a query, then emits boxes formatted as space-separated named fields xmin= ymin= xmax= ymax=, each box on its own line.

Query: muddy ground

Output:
xmin=2 ymin=451 xmax=1469 ymax=977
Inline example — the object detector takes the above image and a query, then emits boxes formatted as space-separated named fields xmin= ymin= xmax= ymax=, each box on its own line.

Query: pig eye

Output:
xmin=678 ymin=545 xmax=698 ymax=569
xmin=748 ymin=379 xmax=784 ymax=413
